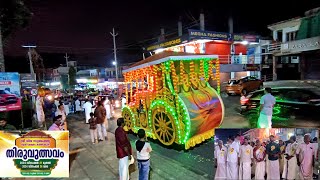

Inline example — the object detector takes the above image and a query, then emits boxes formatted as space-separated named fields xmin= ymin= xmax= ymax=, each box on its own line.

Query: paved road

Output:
xmin=219 ymin=94 xmax=250 ymax=128
xmin=107 ymin=113 xmax=214 ymax=179
xmin=67 ymin=112 xmax=214 ymax=179
xmin=220 ymin=90 xmax=320 ymax=128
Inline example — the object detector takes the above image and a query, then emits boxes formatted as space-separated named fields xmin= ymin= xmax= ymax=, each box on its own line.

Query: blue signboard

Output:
xmin=247 ymin=47 xmax=256 ymax=64
xmin=188 ymin=29 xmax=232 ymax=41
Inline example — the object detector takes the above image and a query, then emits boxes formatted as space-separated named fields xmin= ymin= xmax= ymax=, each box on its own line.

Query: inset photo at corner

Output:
xmin=214 ymin=128 xmax=319 ymax=180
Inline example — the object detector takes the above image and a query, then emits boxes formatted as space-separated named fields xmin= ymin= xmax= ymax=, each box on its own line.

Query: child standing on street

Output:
xmin=136 ymin=129 xmax=152 ymax=180
xmin=89 ymin=112 xmax=98 ymax=144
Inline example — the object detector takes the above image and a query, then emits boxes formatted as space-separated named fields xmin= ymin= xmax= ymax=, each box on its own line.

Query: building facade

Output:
xmin=145 ymin=29 xmax=262 ymax=88
xmin=265 ymin=7 xmax=320 ymax=80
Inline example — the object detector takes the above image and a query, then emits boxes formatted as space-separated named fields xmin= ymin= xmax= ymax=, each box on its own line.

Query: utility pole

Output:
xmin=64 ymin=53 xmax=70 ymax=91
xmin=22 ymin=45 xmax=36 ymax=76
xmin=64 ymin=53 xmax=69 ymax=67
xmin=110 ymin=28 xmax=119 ymax=82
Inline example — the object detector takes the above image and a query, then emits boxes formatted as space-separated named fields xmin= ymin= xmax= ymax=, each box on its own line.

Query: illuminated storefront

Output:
xmin=146 ymin=29 xmax=262 ymax=85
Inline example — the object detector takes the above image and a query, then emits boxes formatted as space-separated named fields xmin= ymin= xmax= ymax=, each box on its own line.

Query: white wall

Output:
xmin=272 ymin=25 xmax=300 ymax=42
xmin=273 ymin=31 xmax=278 ymax=41
xmin=57 ymin=67 xmax=69 ymax=74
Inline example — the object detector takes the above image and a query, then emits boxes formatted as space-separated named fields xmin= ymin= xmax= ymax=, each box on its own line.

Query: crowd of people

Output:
xmin=47 ymin=95 xmax=151 ymax=180
xmin=214 ymin=134 xmax=319 ymax=180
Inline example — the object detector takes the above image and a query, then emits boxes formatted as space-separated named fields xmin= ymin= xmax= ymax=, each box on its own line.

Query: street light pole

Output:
xmin=110 ymin=28 xmax=119 ymax=82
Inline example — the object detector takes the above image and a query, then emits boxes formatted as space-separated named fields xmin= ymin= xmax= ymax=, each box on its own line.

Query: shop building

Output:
xmin=145 ymin=29 xmax=262 ymax=88
xmin=265 ymin=7 xmax=320 ymax=80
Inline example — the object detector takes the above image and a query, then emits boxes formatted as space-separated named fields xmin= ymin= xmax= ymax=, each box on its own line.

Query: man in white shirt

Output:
xmin=239 ymin=137 xmax=253 ymax=180
xmin=257 ymin=87 xmax=276 ymax=128
xmin=312 ymin=137 xmax=319 ymax=178
xmin=227 ymin=136 xmax=240 ymax=180
xmin=296 ymin=134 xmax=315 ymax=180
xmin=63 ymin=99 xmax=70 ymax=116
xmin=75 ymin=98 xmax=81 ymax=114
xmin=103 ymin=97 xmax=111 ymax=120
xmin=235 ymin=134 xmax=241 ymax=148
xmin=214 ymin=140 xmax=227 ymax=180
xmin=82 ymin=100 xmax=93 ymax=124
xmin=282 ymin=135 xmax=298 ymax=180
xmin=122 ymin=96 xmax=126 ymax=108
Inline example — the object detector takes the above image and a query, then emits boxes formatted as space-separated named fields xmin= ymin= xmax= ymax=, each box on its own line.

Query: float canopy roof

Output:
xmin=123 ymin=51 xmax=218 ymax=73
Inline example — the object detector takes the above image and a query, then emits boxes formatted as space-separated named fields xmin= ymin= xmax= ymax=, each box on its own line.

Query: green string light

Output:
xmin=165 ymin=61 xmax=183 ymax=143
xmin=122 ymin=106 xmax=136 ymax=131
xmin=148 ymin=100 xmax=179 ymax=140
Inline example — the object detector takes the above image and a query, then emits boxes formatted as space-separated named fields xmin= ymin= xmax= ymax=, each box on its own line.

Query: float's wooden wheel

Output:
xmin=122 ymin=107 xmax=133 ymax=130
xmin=152 ymin=107 xmax=176 ymax=146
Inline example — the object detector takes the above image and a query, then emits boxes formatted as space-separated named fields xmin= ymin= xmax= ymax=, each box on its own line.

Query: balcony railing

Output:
xmin=218 ymin=55 xmax=262 ymax=64
xmin=266 ymin=43 xmax=281 ymax=52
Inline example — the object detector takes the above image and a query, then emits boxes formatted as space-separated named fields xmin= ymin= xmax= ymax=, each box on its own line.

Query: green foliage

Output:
xmin=60 ymin=75 xmax=69 ymax=90
xmin=0 ymin=0 xmax=32 ymax=41
xmin=68 ymin=66 xmax=77 ymax=88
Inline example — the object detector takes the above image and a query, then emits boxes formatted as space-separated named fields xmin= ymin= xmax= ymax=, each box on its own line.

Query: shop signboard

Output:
xmin=0 ymin=72 xmax=22 ymax=112
xmin=0 ymin=130 xmax=69 ymax=178
xmin=188 ymin=29 xmax=232 ymax=41
xmin=233 ymin=34 xmax=260 ymax=42
xmin=146 ymin=35 xmax=188 ymax=51
xmin=283 ymin=36 xmax=320 ymax=53
xmin=20 ymin=73 xmax=37 ymax=90
xmin=243 ymin=64 xmax=260 ymax=71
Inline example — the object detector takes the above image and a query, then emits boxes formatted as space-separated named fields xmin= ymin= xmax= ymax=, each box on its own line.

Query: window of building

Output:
xmin=280 ymin=56 xmax=289 ymax=63
xmin=277 ymin=30 xmax=283 ymax=42
xmin=286 ymin=31 xmax=297 ymax=42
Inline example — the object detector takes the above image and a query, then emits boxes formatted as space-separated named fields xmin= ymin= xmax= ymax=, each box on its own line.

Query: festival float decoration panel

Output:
xmin=122 ymin=53 xmax=224 ymax=149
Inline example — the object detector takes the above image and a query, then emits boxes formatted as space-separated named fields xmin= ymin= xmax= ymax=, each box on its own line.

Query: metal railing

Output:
xmin=266 ymin=43 xmax=281 ymax=52
xmin=218 ymin=55 xmax=262 ymax=64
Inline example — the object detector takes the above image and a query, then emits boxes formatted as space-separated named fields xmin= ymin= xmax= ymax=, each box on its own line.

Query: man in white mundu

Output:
xmin=239 ymin=138 xmax=253 ymax=180
xmin=266 ymin=135 xmax=280 ymax=180
xmin=312 ymin=137 xmax=318 ymax=178
xmin=214 ymin=140 xmax=227 ymax=180
xmin=296 ymin=134 xmax=315 ymax=180
xmin=226 ymin=136 xmax=239 ymax=180
xmin=282 ymin=135 xmax=298 ymax=180
xmin=83 ymin=100 xmax=93 ymax=124
xmin=253 ymin=139 xmax=266 ymax=180
xmin=36 ymin=95 xmax=45 ymax=128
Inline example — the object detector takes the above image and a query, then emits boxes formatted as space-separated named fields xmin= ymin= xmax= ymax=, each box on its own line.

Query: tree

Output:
xmin=60 ymin=75 xmax=69 ymax=91
xmin=68 ymin=66 xmax=77 ymax=89
xmin=0 ymin=0 xmax=32 ymax=72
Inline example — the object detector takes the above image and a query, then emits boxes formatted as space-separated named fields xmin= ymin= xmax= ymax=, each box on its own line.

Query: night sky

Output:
xmin=4 ymin=0 xmax=320 ymax=72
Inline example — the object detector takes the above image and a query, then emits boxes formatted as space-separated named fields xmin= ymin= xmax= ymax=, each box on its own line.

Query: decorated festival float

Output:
xmin=122 ymin=52 xmax=224 ymax=149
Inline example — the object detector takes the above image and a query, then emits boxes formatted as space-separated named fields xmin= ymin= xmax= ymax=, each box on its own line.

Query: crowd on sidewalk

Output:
xmin=36 ymin=93 xmax=153 ymax=180
xmin=214 ymin=134 xmax=319 ymax=180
